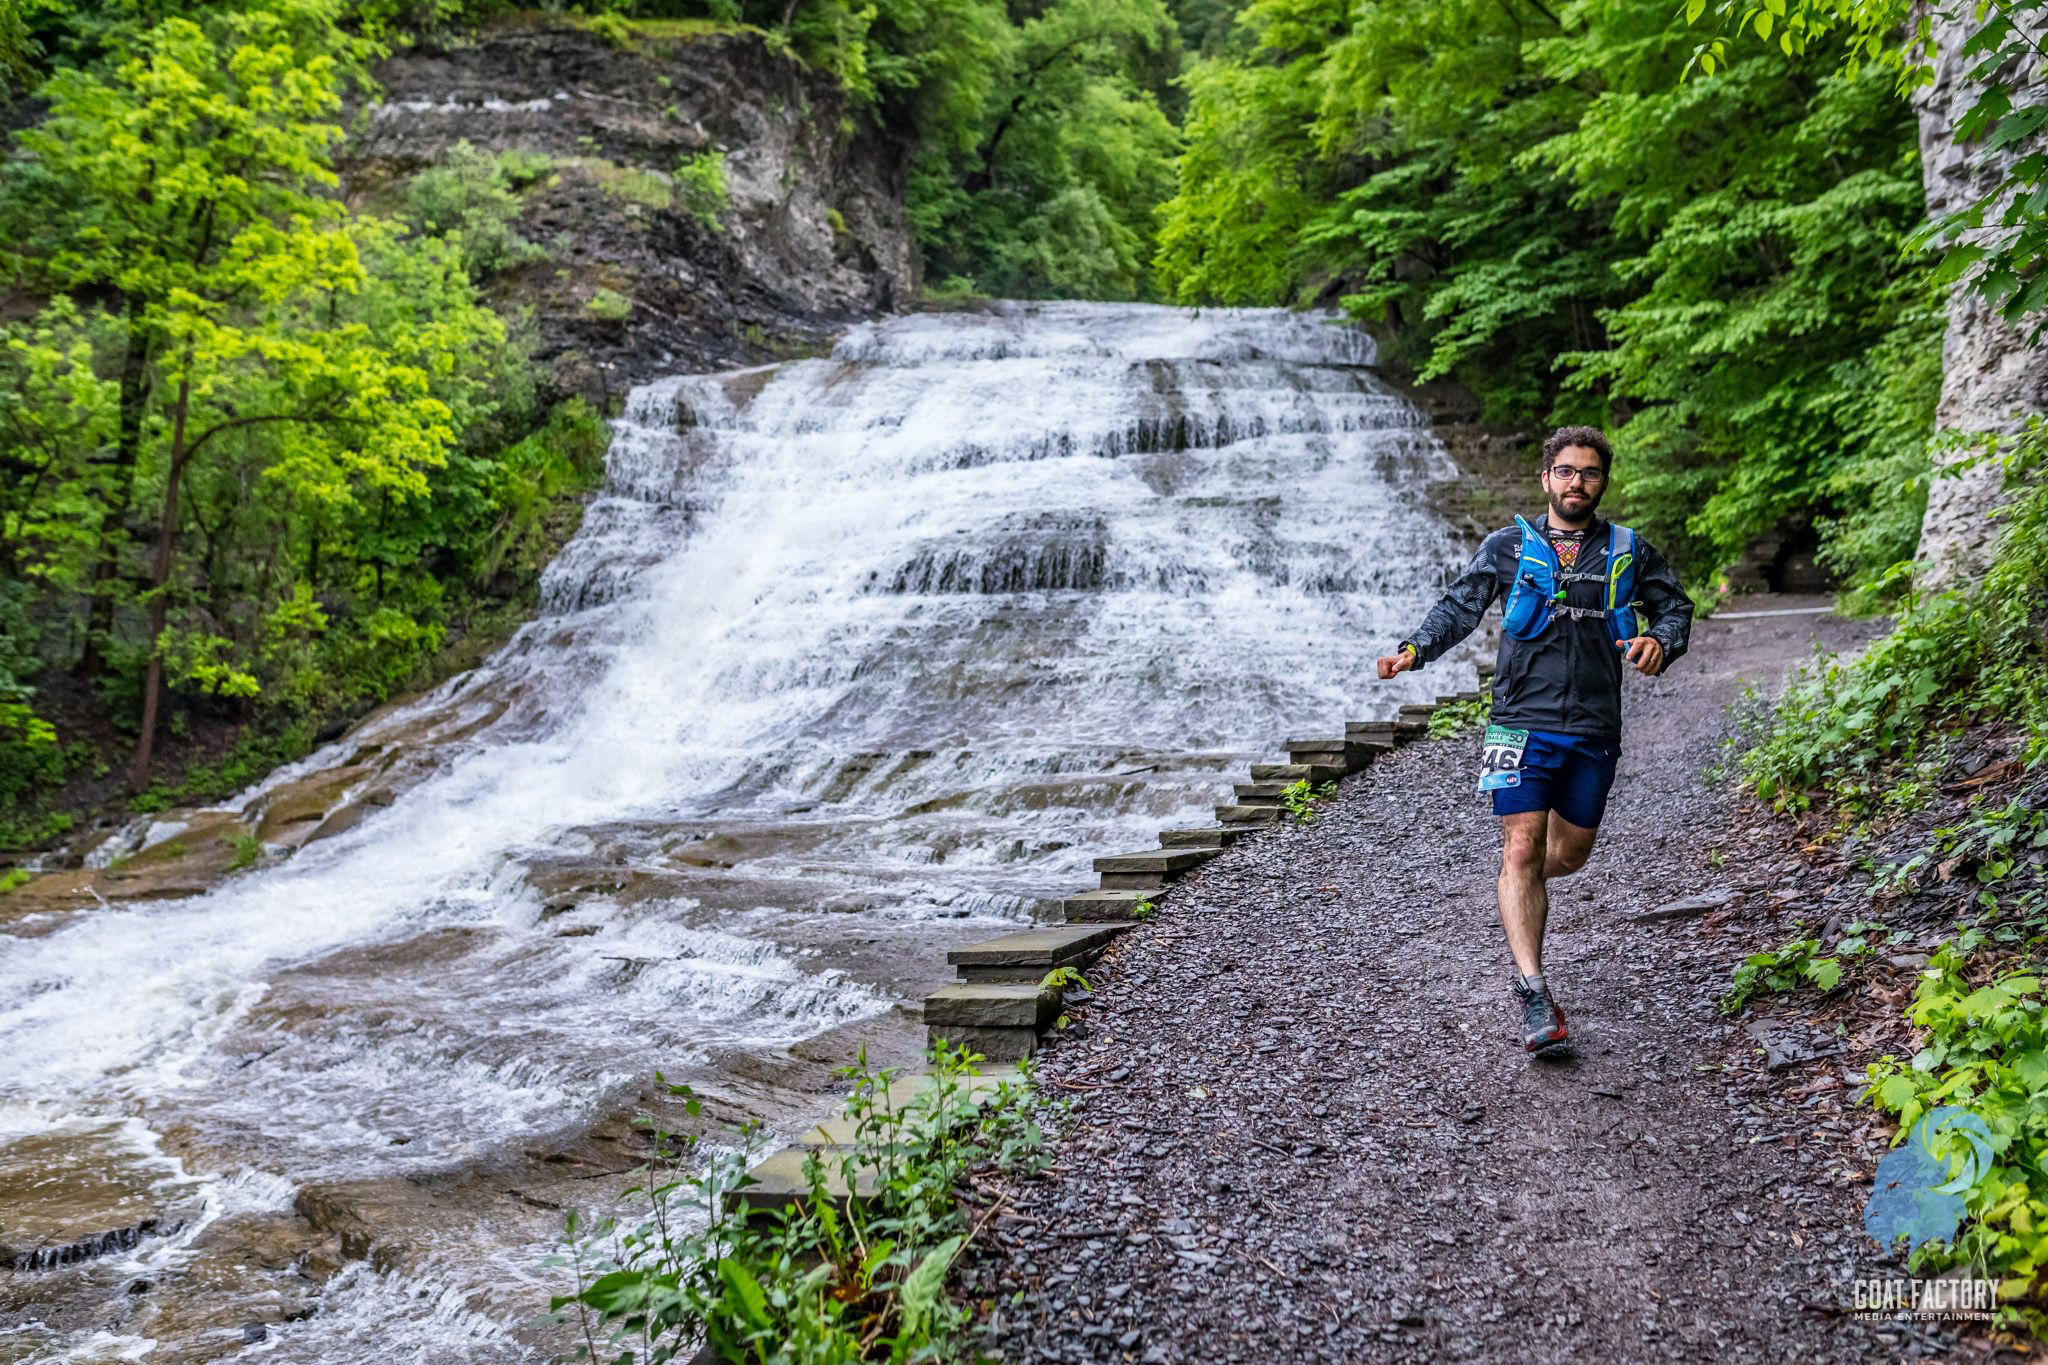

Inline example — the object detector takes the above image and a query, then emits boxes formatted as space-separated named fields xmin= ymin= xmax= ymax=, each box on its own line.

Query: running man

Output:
xmin=1377 ymin=425 xmax=1694 ymax=1052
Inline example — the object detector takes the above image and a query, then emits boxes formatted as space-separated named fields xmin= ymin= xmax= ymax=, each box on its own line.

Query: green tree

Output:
xmin=1157 ymin=0 xmax=1936 ymax=583
xmin=5 ymin=0 xmax=500 ymax=783
xmin=1688 ymin=0 xmax=2048 ymax=330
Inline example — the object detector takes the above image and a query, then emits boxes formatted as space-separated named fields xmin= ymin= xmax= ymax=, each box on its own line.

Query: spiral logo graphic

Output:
xmin=1865 ymin=1105 xmax=1996 ymax=1253
xmin=1915 ymin=1106 xmax=1994 ymax=1196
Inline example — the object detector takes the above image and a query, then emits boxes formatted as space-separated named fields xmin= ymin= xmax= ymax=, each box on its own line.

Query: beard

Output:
xmin=1548 ymin=485 xmax=1603 ymax=526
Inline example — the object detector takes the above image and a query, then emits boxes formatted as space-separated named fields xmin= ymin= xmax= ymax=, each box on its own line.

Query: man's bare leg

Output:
xmin=1499 ymin=811 xmax=1600 ymax=977
xmin=1543 ymin=811 xmax=1598 ymax=882
xmin=1498 ymin=811 xmax=1550 ymax=977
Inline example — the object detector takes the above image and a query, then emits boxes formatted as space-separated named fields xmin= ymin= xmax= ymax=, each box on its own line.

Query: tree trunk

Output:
xmin=77 ymin=298 xmax=151 ymax=679
xmin=1911 ymin=2 xmax=2048 ymax=589
xmin=128 ymin=359 xmax=195 ymax=791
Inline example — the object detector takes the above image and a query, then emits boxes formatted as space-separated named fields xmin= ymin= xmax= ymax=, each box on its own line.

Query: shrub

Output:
xmin=551 ymin=1040 xmax=1051 ymax=1362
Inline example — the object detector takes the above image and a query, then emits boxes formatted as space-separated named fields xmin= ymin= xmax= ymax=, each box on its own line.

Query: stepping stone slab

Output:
xmin=1058 ymin=889 xmax=1162 ymax=922
xmin=728 ymin=1147 xmax=881 ymax=1217
xmin=925 ymin=982 xmax=1060 ymax=1032
xmin=1095 ymin=847 xmax=1217 ymax=890
xmin=927 ymin=1024 xmax=1040 ymax=1063
xmin=1235 ymin=782 xmax=1288 ymax=802
xmin=947 ymin=924 xmax=1125 ymax=981
xmin=1248 ymin=763 xmax=1345 ymax=784
xmin=795 ymin=1066 xmax=1026 ymax=1147
xmin=1215 ymin=804 xmax=1280 ymax=824
xmin=1344 ymin=721 xmax=1397 ymax=739
xmin=1158 ymin=825 xmax=1260 ymax=849
xmin=1284 ymin=740 xmax=1374 ymax=773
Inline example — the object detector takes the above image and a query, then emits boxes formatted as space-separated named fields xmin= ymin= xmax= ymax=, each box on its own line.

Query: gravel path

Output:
xmin=963 ymin=600 xmax=2022 ymax=1364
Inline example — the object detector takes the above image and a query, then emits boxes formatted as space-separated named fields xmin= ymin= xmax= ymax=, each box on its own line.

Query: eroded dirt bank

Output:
xmin=964 ymin=599 xmax=2025 ymax=1363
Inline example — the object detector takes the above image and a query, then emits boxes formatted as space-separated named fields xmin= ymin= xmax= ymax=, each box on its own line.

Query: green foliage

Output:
xmin=586 ymin=286 xmax=633 ymax=322
xmin=1428 ymin=695 xmax=1492 ymax=739
xmin=1722 ymin=927 xmax=1880 ymax=1013
xmin=551 ymin=1041 xmax=1052 ymax=1362
xmin=1039 ymin=965 xmax=1090 ymax=992
xmin=0 ymin=0 xmax=616 ymax=822
xmin=586 ymin=10 xmax=634 ymax=48
xmin=1744 ymin=424 xmax=2048 ymax=1314
xmin=1156 ymin=0 xmax=1938 ymax=584
xmin=1742 ymin=424 xmax=2048 ymax=819
xmin=675 ymin=149 xmax=729 ymax=231
xmin=1128 ymin=896 xmax=1157 ymax=920
xmin=400 ymin=140 xmax=546 ymax=277
xmin=1281 ymin=776 xmax=1337 ymax=825
xmin=1867 ymin=947 xmax=2048 ymax=1320
xmin=226 ymin=831 xmax=264 ymax=871
xmin=905 ymin=0 xmax=1180 ymax=299
xmin=1688 ymin=0 xmax=2048 ymax=335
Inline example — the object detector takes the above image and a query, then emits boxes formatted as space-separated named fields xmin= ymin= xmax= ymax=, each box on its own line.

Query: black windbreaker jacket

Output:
xmin=1401 ymin=516 xmax=1694 ymax=741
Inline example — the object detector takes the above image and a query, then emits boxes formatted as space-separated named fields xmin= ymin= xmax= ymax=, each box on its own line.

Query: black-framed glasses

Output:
xmin=1545 ymin=464 xmax=1607 ymax=485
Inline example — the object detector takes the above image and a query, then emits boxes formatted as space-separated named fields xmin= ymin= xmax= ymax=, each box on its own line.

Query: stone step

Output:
xmin=1215 ymin=803 xmax=1280 ymax=824
xmin=926 ymin=981 xmax=1060 ymax=1030
xmin=1158 ymin=825 xmax=1261 ymax=849
xmin=793 ymin=1066 xmax=1025 ymax=1148
xmin=947 ymin=924 xmax=1126 ymax=982
xmin=1282 ymin=741 xmax=1372 ymax=774
xmin=732 ymin=1066 xmax=1026 ymax=1216
xmin=924 ymin=982 xmax=1061 ymax=1062
xmin=730 ymin=1147 xmax=879 ymax=1217
xmin=1456 ymin=690 xmax=1482 ymax=703
xmin=1235 ymin=781 xmax=1289 ymax=802
xmin=1058 ymin=888 xmax=1162 ymax=923
xmin=1248 ymin=762 xmax=1345 ymax=784
xmin=1344 ymin=720 xmax=1397 ymax=742
xmin=1094 ymin=846 xmax=1218 ymax=890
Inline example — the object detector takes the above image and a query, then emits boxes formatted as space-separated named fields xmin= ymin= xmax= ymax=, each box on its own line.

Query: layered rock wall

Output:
xmin=352 ymin=19 xmax=916 ymax=398
xmin=1912 ymin=3 xmax=2048 ymax=586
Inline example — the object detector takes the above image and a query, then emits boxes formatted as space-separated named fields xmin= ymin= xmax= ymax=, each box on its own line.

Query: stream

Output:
xmin=1 ymin=302 xmax=1482 ymax=1362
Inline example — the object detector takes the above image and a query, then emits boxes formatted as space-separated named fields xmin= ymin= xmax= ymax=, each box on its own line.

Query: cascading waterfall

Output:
xmin=0 ymin=303 xmax=1482 ymax=1362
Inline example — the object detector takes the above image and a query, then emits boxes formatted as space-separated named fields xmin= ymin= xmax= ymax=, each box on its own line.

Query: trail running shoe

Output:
xmin=1515 ymin=979 xmax=1569 ymax=1053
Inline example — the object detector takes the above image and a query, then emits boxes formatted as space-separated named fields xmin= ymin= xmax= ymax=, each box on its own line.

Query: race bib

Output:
xmin=1477 ymin=724 xmax=1529 ymax=793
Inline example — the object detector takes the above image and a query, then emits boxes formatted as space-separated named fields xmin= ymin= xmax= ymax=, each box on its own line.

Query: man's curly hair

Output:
xmin=1542 ymin=425 xmax=1613 ymax=470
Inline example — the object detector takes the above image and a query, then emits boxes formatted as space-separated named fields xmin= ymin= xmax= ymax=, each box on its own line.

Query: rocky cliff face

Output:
xmin=350 ymin=18 xmax=916 ymax=399
xmin=1912 ymin=4 xmax=2048 ymax=587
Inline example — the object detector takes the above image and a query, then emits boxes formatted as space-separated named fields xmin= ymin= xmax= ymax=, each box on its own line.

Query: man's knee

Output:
xmin=1548 ymin=844 xmax=1591 ymax=877
xmin=1499 ymin=817 xmax=1547 ymax=876
xmin=1545 ymin=819 xmax=1598 ymax=877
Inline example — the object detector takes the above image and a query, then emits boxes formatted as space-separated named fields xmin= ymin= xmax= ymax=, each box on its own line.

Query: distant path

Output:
xmin=965 ymin=597 xmax=1998 ymax=1363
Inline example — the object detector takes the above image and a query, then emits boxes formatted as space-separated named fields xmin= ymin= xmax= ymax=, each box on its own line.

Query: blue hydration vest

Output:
xmin=1501 ymin=515 xmax=1642 ymax=645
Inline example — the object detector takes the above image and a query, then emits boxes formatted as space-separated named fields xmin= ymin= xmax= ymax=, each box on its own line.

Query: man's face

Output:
xmin=1541 ymin=444 xmax=1607 ymax=523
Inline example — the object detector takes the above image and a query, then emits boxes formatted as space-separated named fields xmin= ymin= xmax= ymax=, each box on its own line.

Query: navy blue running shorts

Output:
xmin=1488 ymin=730 xmax=1622 ymax=829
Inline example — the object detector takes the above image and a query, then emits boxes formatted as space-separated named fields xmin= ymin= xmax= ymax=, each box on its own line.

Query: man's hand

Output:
xmin=1618 ymin=636 xmax=1665 ymax=676
xmin=1376 ymin=647 xmax=1416 ymax=680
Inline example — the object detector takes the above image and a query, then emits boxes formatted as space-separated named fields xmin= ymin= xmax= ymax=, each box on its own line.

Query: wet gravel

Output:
xmin=962 ymin=601 xmax=2028 ymax=1364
